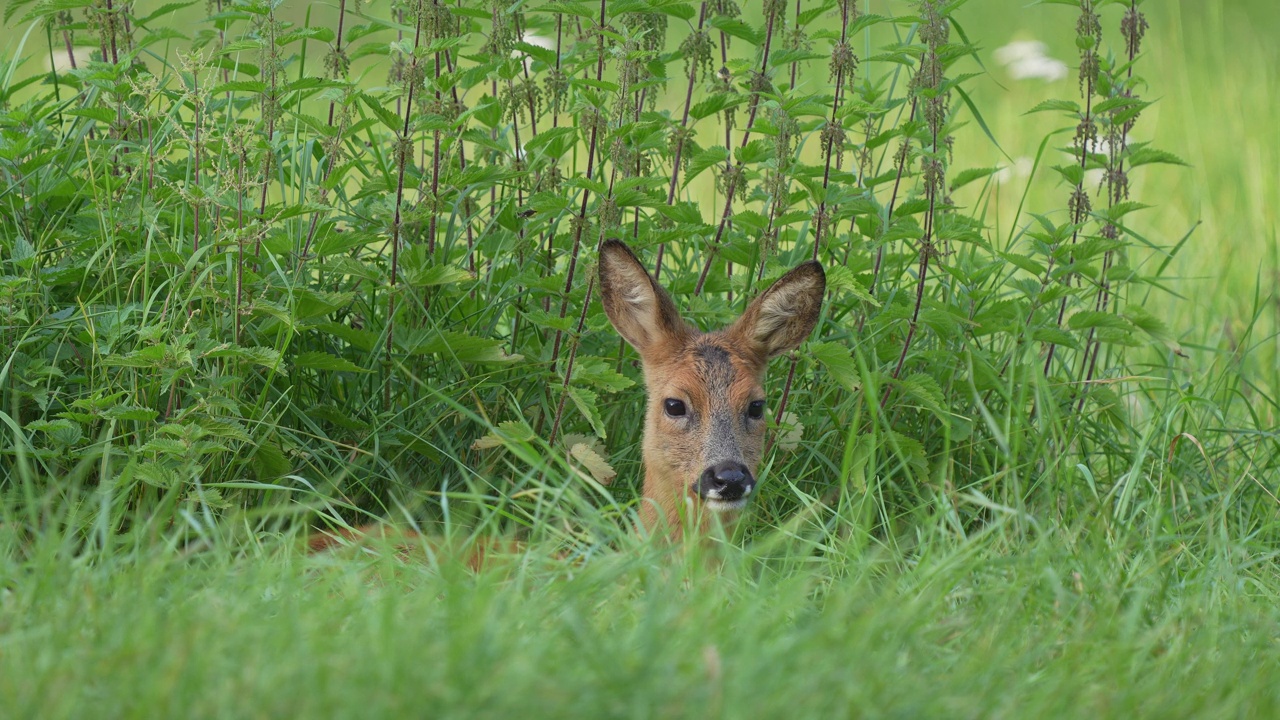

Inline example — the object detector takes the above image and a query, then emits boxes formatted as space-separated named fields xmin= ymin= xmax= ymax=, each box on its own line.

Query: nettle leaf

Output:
xmin=252 ymin=441 xmax=291 ymax=480
xmin=1031 ymin=326 xmax=1079 ymax=349
xmin=315 ymin=322 xmax=379 ymax=352
xmin=528 ymin=191 xmax=573 ymax=215
xmin=1126 ymin=145 xmax=1188 ymax=168
xmin=825 ymin=265 xmax=879 ymax=307
xmin=294 ymin=351 xmax=371 ymax=374
xmin=572 ymin=357 xmax=635 ymax=393
xmin=950 ymin=166 xmax=999 ymax=191
xmin=403 ymin=263 xmax=474 ymax=288
xmin=1026 ymin=99 xmax=1080 ymax=114
xmin=899 ymin=373 xmax=945 ymax=415
xmin=294 ymin=289 xmax=356 ymax=320
xmin=1124 ymin=307 xmax=1175 ymax=344
xmin=205 ymin=346 xmax=283 ymax=372
xmin=140 ymin=438 xmax=188 ymax=457
xmin=210 ymin=80 xmax=266 ymax=95
xmin=133 ymin=461 xmax=180 ymax=489
xmin=472 ymin=420 xmax=536 ymax=450
xmin=810 ymin=342 xmax=860 ymax=393
xmin=520 ymin=307 xmax=577 ymax=332
xmin=886 ymin=430 xmax=928 ymax=475
xmin=654 ymin=201 xmax=706 ymax=226
xmin=513 ymin=40 xmax=556 ymax=66
xmin=103 ymin=405 xmax=160 ymax=422
xmin=406 ymin=330 xmax=523 ymax=364
xmin=1000 ymin=251 xmax=1046 ymax=276
xmin=66 ymin=108 xmax=116 ymax=124
xmin=735 ymin=138 xmax=773 ymax=165
xmin=1067 ymin=311 xmax=1134 ymax=332
xmin=690 ymin=92 xmax=746 ymax=121
xmin=103 ymin=345 xmax=179 ymax=369
xmin=11 ymin=236 xmax=35 ymax=267
xmin=708 ymin=15 xmax=762 ymax=45
xmin=568 ymin=387 xmax=607 ymax=439
xmin=359 ymin=92 xmax=404 ymax=131
xmin=1053 ymin=164 xmax=1086 ymax=187
xmin=27 ymin=419 xmax=82 ymax=446
xmin=683 ymin=146 xmax=729 ymax=187
xmin=198 ymin=417 xmax=252 ymax=443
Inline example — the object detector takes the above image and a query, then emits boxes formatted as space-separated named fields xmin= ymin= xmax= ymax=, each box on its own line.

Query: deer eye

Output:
xmin=663 ymin=399 xmax=687 ymax=418
xmin=747 ymin=400 xmax=765 ymax=420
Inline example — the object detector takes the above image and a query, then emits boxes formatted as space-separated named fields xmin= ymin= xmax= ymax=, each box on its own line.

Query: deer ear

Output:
xmin=730 ymin=261 xmax=825 ymax=359
xmin=598 ymin=240 xmax=689 ymax=357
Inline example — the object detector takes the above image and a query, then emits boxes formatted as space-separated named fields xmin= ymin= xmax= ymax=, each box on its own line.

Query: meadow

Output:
xmin=2 ymin=0 xmax=1278 ymax=717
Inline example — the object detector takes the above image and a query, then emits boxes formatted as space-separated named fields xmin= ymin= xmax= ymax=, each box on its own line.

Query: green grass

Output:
xmin=2 ymin=0 xmax=1279 ymax=716
xmin=4 ymin=512 xmax=1280 ymax=718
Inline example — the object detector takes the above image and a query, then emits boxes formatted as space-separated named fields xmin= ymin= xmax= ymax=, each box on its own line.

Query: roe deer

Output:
xmin=598 ymin=239 xmax=825 ymax=541
xmin=310 ymin=240 xmax=823 ymax=556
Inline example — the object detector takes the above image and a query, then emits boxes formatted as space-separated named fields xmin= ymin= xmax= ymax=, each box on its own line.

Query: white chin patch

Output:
xmin=704 ymin=498 xmax=747 ymax=513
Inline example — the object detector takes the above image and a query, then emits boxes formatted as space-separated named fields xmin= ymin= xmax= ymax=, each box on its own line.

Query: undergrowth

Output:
xmin=0 ymin=0 xmax=1274 ymax=559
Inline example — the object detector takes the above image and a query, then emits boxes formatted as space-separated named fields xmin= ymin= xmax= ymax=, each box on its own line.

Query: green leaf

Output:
xmin=1126 ymin=145 xmax=1188 ymax=168
xmin=359 ymin=92 xmax=404 ymax=131
xmin=810 ymin=342 xmax=860 ymax=392
xmin=103 ymin=345 xmax=170 ymax=368
xmin=735 ymin=139 xmax=772 ymax=165
xmin=899 ymin=373 xmax=945 ymax=414
xmin=294 ymin=351 xmax=371 ymax=374
xmin=403 ymin=263 xmax=474 ymax=288
xmin=66 ymin=108 xmax=117 ymax=124
xmin=568 ymin=387 xmax=607 ymax=439
xmin=1026 ymin=99 xmax=1080 ymax=114
xmin=572 ymin=357 xmax=635 ymax=393
xmin=690 ymin=92 xmax=746 ymax=122
xmin=950 ymin=166 xmax=999 ymax=191
xmin=472 ymin=420 xmax=536 ymax=451
xmin=252 ymin=441 xmax=291 ymax=480
xmin=406 ymin=330 xmax=523 ymax=364
xmin=683 ymin=146 xmax=729 ymax=187
xmin=654 ymin=202 xmax=706 ymax=226
xmin=824 ymin=265 xmax=879 ymax=307
xmin=103 ymin=405 xmax=160 ymax=423
xmin=1067 ymin=311 xmax=1133 ymax=332
xmin=708 ymin=15 xmax=762 ymax=45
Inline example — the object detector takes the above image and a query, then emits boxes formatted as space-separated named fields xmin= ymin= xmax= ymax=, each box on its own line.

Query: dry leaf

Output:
xmin=570 ymin=442 xmax=616 ymax=485
xmin=775 ymin=411 xmax=804 ymax=453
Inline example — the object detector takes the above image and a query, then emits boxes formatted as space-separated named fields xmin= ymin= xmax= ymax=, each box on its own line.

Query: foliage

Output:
xmin=0 ymin=0 xmax=1274 ymax=549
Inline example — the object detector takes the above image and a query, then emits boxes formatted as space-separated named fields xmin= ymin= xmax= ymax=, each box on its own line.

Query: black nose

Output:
xmin=697 ymin=461 xmax=753 ymax=501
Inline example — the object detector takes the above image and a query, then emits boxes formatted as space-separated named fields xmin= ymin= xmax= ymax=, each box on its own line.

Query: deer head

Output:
xmin=598 ymin=239 xmax=825 ymax=540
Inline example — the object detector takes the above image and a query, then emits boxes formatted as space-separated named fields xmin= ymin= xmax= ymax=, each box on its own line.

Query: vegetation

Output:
xmin=1 ymin=0 xmax=1276 ymax=715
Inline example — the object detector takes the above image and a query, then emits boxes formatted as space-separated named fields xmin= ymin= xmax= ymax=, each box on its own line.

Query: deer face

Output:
xmin=598 ymin=240 xmax=825 ymax=538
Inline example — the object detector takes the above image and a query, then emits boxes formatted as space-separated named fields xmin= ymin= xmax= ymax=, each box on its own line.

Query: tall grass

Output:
xmin=1 ymin=0 xmax=1278 ymax=714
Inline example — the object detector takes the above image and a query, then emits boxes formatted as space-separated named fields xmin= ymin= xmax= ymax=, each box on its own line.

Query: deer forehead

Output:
xmin=650 ymin=338 xmax=764 ymax=409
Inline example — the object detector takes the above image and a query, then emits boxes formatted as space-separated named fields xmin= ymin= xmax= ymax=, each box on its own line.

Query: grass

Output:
xmin=4 ymin=511 xmax=1280 ymax=718
xmin=2 ymin=0 xmax=1279 ymax=716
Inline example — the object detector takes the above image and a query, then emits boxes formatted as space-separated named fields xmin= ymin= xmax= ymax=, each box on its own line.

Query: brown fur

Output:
xmin=599 ymin=239 xmax=825 ymax=541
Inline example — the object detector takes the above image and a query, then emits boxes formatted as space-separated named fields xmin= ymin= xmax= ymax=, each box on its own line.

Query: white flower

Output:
xmin=995 ymin=156 xmax=1034 ymax=185
xmin=994 ymin=40 xmax=1067 ymax=82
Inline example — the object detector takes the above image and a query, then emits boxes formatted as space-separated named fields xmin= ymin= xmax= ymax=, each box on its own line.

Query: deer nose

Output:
xmin=697 ymin=461 xmax=753 ymax=501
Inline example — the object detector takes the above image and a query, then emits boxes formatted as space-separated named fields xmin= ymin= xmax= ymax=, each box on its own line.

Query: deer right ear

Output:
xmin=598 ymin=240 xmax=689 ymax=357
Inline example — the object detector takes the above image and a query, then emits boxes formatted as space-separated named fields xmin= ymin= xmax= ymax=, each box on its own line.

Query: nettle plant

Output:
xmin=0 ymin=0 xmax=1178 ymax=534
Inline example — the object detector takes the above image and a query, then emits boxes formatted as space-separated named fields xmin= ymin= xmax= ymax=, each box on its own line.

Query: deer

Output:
xmin=309 ymin=239 xmax=824 ymax=554
xmin=597 ymin=239 xmax=825 ymax=541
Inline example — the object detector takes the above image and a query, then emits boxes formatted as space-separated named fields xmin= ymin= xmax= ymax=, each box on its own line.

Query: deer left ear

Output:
xmin=730 ymin=261 xmax=826 ymax=359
